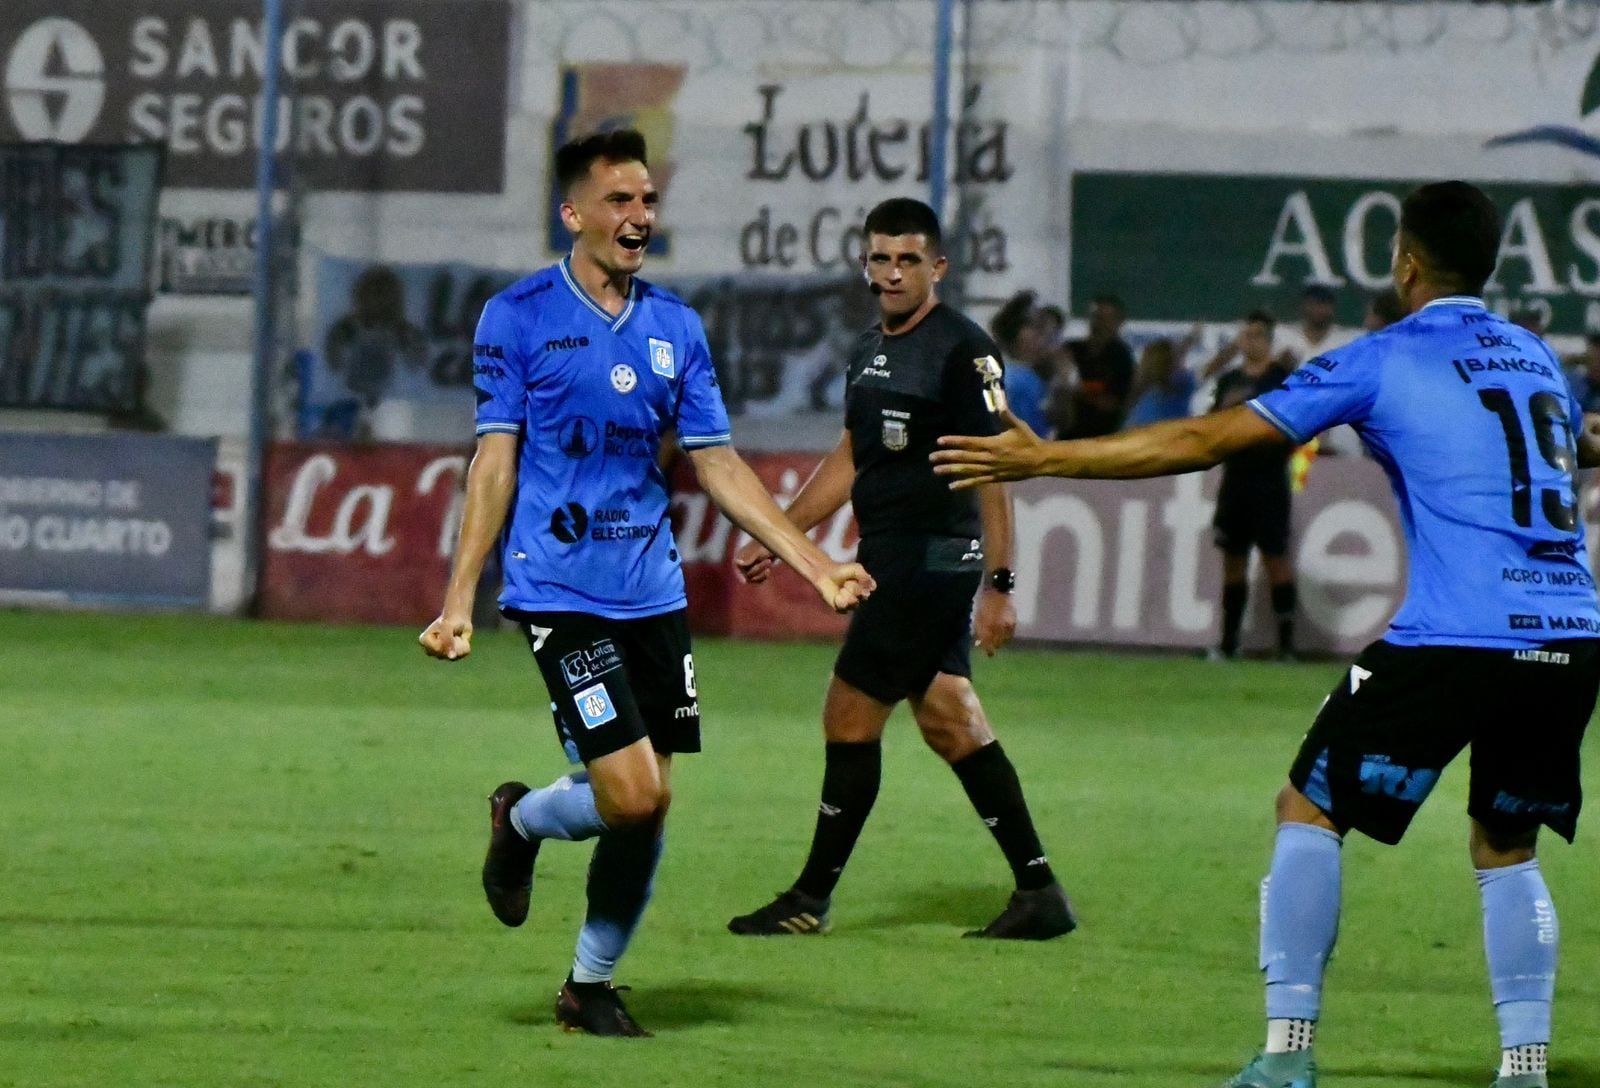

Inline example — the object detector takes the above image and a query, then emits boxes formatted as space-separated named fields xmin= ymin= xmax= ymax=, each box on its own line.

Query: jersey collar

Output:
xmin=559 ymin=256 xmax=638 ymax=333
xmin=1420 ymin=295 xmax=1486 ymax=311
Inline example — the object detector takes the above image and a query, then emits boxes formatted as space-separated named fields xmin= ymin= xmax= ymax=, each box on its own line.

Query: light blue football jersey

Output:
xmin=1250 ymin=296 xmax=1600 ymax=649
xmin=472 ymin=258 xmax=731 ymax=619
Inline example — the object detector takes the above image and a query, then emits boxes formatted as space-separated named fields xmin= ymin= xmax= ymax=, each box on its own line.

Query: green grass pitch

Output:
xmin=3 ymin=609 xmax=1598 ymax=1088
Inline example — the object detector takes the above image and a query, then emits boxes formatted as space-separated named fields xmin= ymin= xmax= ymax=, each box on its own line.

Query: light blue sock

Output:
xmin=510 ymin=771 xmax=607 ymax=842
xmin=1260 ymin=822 xmax=1343 ymax=1022
xmin=571 ymin=828 xmax=664 ymax=983
xmin=1478 ymin=859 xmax=1558 ymax=1048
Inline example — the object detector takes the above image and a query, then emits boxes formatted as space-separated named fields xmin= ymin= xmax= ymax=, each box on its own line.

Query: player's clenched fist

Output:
xmin=816 ymin=563 xmax=875 ymax=613
xmin=419 ymin=613 xmax=473 ymax=660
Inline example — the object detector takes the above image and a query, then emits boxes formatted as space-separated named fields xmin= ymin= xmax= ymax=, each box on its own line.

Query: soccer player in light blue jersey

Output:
xmin=932 ymin=181 xmax=1600 ymax=1088
xmin=419 ymin=129 xmax=873 ymax=1038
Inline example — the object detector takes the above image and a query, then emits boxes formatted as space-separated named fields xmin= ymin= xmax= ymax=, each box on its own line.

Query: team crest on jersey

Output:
xmin=648 ymin=338 xmax=676 ymax=379
xmin=611 ymin=364 xmax=638 ymax=394
xmin=882 ymin=418 xmax=908 ymax=451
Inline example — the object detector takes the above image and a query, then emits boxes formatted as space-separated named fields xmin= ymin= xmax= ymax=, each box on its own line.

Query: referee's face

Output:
xmin=563 ymin=159 xmax=658 ymax=278
xmin=864 ymin=232 xmax=945 ymax=321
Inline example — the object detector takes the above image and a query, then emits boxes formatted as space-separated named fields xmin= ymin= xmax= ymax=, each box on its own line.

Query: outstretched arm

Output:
xmin=931 ymin=404 xmax=1289 ymax=488
xmin=419 ymin=433 xmax=518 ymax=660
xmin=689 ymin=444 xmax=874 ymax=611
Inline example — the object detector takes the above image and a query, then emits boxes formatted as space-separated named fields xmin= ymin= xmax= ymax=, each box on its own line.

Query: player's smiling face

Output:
xmin=863 ymin=232 xmax=946 ymax=323
xmin=562 ymin=158 xmax=658 ymax=278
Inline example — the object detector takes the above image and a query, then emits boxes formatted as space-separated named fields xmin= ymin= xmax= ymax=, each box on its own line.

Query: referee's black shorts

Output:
xmin=833 ymin=533 xmax=983 ymax=705
xmin=1213 ymin=479 xmax=1291 ymax=558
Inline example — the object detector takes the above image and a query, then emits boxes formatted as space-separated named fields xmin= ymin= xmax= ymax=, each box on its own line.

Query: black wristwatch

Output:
xmin=987 ymin=568 xmax=1015 ymax=594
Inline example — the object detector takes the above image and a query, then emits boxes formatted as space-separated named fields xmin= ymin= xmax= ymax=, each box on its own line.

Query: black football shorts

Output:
xmin=506 ymin=608 xmax=700 ymax=765
xmin=1289 ymin=638 xmax=1600 ymax=844
xmin=833 ymin=534 xmax=984 ymax=704
xmin=1213 ymin=482 xmax=1291 ymax=558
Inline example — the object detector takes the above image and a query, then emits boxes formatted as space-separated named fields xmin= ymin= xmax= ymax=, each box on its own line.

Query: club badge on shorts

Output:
xmin=649 ymin=337 xmax=676 ymax=379
xmin=974 ymin=355 xmax=1007 ymax=412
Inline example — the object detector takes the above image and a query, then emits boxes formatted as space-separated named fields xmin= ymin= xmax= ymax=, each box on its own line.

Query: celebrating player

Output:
xmin=726 ymin=198 xmax=1077 ymax=941
xmin=419 ymin=129 xmax=873 ymax=1038
xmin=933 ymin=181 xmax=1600 ymax=1088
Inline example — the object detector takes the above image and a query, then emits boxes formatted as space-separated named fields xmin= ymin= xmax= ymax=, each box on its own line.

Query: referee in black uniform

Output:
xmin=1210 ymin=310 xmax=1298 ymax=661
xmin=727 ymin=198 xmax=1076 ymax=940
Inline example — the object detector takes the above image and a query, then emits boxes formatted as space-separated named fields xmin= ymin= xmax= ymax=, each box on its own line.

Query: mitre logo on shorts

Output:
xmin=5 ymin=18 xmax=106 ymax=142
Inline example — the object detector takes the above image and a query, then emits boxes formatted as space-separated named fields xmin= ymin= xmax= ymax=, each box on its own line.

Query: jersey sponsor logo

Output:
xmin=1502 ymin=566 xmax=1594 ymax=588
xmin=573 ymin=683 xmax=618 ymax=729
xmin=589 ymin=507 xmax=656 ymax=541
xmin=1529 ymin=539 xmax=1582 ymax=560
xmin=1449 ymin=356 xmax=1554 ymax=383
xmin=882 ymin=418 xmax=908 ymax=451
xmin=1509 ymin=613 xmax=1545 ymax=630
xmin=649 ymin=337 xmax=676 ymax=379
xmin=603 ymin=420 xmax=656 ymax=458
xmin=549 ymin=502 xmax=589 ymax=544
xmin=560 ymin=639 xmax=622 ymax=688
xmin=862 ymin=353 xmax=891 ymax=379
xmin=611 ymin=364 xmax=638 ymax=394
xmin=557 ymin=418 xmax=599 ymax=458
xmin=1305 ymin=355 xmax=1338 ymax=373
xmin=543 ymin=335 xmax=590 ymax=352
xmin=1357 ymin=755 xmax=1438 ymax=803
xmin=1547 ymin=614 xmax=1600 ymax=633
xmin=473 ymin=343 xmax=505 ymax=360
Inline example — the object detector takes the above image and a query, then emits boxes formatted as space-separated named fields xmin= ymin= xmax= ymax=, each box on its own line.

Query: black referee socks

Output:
xmin=952 ymin=741 xmax=1056 ymax=892
xmin=793 ymin=740 xmax=883 ymax=901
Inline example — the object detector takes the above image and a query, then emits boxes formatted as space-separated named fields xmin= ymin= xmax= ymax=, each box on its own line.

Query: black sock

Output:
xmin=1271 ymin=580 xmax=1297 ymax=654
xmin=951 ymin=742 xmax=1055 ymax=892
xmin=793 ymin=741 xmax=882 ymax=900
xmin=1220 ymin=582 xmax=1248 ymax=655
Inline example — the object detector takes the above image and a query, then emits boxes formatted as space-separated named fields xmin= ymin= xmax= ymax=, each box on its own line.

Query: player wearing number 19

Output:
xmin=932 ymin=181 xmax=1600 ymax=1088
xmin=419 ymin=129 xmax=873 ymax=1038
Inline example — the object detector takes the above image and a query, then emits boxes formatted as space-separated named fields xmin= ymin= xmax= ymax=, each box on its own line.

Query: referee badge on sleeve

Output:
xmin=975 ymin=355 xmax=1007 ymax=412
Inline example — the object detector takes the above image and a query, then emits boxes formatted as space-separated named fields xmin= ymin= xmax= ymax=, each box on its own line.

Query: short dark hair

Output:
xmin=863 ymin=198 xmax=942 ymax=249
xmin=1245 ymin=309 xmax=1276 ymax=329
xmin=1038 ymin=304 xmax=1066 ymax=326
xmin=1400 ymin=181 xmax=1500 ymax=295
xmin=1091 ymin=294 xmax=1126 ymax=313
xmin=555 ymin=129 xmax=649 ymax=197
xmin=1302 ymin=284 xmax=1336 ymax=305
